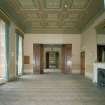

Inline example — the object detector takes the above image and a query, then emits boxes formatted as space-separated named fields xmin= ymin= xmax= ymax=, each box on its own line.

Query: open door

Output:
xmin=80 ymin=51 xmax=85 ymax=75
xmin=33 ymin=44 xmax=44 ymax=74
xmin=61 ymin=44 xmax=72 ymax=73
xmin=46 ymin=52 xmax=49 ymax=68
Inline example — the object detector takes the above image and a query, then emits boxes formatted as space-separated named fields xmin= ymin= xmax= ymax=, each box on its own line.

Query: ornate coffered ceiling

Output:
xmin=0 ymin=0 xmax=104 ymax=34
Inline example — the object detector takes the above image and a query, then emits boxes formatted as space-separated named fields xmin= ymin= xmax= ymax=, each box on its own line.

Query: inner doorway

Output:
xmin=46 ymin=51 xmax=59 ymax=69
xmin=44 ymin=45 xmax=61 ymax=73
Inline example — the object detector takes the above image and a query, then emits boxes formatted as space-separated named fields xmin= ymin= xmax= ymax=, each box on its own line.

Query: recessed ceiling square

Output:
xmin=32 ymin=22 xmax=40 ymax=26
xmin=71 ymin=0 xmax=89 ymax=9
xmin=64 ymin=21 xmax=75 ymax=26
xmin=69 ymin=14 xmax=79 ymax=18
xmin=27 ymin=14 xmax=38 ymax=18
xmin=18 ymin=0 xmax=38 ymax=9
xmin=45 ymin=0 xmax=61 ymax=9
xmin=47 ymin=22 xmax=57 ymax=28
xmin=48 ymin=14 xmax=58 ymax=19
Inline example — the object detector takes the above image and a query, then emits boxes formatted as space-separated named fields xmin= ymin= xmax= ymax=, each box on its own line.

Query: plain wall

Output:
xmin=24 ymin=34 xmax=81 ymax=74
xmin=81 ymin=27 xmax=97 ymax=79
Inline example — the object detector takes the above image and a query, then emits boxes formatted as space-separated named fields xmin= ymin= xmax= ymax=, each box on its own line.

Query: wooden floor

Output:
xmin=0 ymin=72 xmax=105 ymax=105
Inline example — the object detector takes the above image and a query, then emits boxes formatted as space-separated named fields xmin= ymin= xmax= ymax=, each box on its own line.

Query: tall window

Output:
xmin=16 ymin=33 xmax=23 ymax=76
xmin=18 ymin=35 xmax=23 ymax=75
xmin=0 ymin=19 xmax=7 ymax=80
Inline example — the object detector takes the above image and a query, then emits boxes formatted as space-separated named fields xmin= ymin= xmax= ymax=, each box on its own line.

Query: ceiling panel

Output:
xmin=71 ymin=0 xmax=89 ymax=9
xmin=18 ymin=0 xmax=38 ymax=9
xmin=45 ymin=0 xmax=61 ymax=9
xmin=64 ymin=21 xmax=76 ymax=26
xmin=48 ymin=14 xmax=58 ymax=19
xmin=48 ymin=22 xmax=58 ymax=27
xmin=26 ymin=14 xmax=38 ymax=18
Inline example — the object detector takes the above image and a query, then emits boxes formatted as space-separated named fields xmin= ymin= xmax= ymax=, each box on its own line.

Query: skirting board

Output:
xmin=24 ymin=69 xmax=81 ymax=74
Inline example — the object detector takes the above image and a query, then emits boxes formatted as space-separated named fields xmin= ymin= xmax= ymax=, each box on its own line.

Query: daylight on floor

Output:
xmin=0 ymin=0 xmax=105 ymax=105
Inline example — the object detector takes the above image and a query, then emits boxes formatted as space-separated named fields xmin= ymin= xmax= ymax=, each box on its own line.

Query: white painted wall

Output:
xmin=81 ymin=11 xmax=105 ymax=80
xmin=24 ymin=34 xmax=81 ymax=74
xmin=81 ymin=27 xmax=97 ymax=79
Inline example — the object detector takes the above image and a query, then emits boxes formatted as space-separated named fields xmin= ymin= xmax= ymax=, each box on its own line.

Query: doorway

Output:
xmin=44 ymin=45 xmax=62 ymax=73
xmin=80 ymin=51 xmax=85 ymax=75
xmin=97 ymin=45 xmax=105 ymax=62
xmin=33 ymin=44 xmax=44 ymax=74
xmin=46 ymin=51 xmax=59 ymax=69
xmin=33 ymin=44 xmax=72 ymax=74
xmin=61 ymin=44 xmax=72 ymax=73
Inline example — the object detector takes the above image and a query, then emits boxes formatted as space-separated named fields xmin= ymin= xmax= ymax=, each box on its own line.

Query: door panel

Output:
xmin=80 ymin=51 xmax=85 ymax=75
xmin=61 ymin=45 xmax=65 ymax=73
xmin=46 ymin=52 xmax=49 ymax=68
xmin=61 ymin=44 xmax=72 ymax=73
xmin=40 ymin=44 xmax=44 ymax=74
xmin=33 ymin=44 xmax=44 ymax=74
